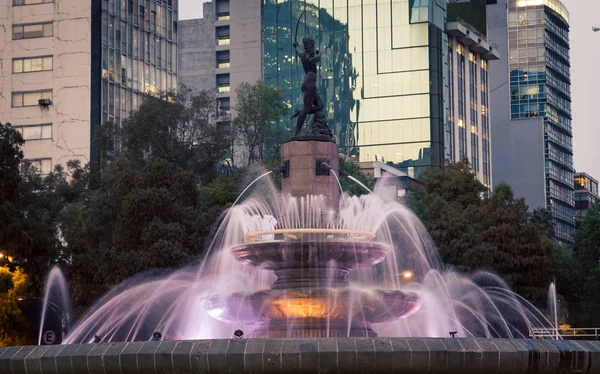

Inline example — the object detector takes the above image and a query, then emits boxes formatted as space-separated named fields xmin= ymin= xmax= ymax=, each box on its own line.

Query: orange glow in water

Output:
xmin=271 ymin=297 xmax=329 ymax=319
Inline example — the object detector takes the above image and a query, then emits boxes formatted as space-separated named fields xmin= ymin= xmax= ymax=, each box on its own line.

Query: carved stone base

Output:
xmin=286 ymin=134 xmax=335 ymax=143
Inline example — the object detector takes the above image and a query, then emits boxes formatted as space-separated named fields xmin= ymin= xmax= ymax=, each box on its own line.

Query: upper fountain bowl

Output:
xmin=232 ymin=228 xmax=389 ymax=270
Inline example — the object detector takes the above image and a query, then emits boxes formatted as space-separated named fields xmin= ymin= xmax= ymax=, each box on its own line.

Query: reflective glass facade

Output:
xmin=263 ymin=0 xmax=447 ymax=178
xmin=508 ymin=0 xmax=574 ymax=243
xmin=97 ymin=0 xmax=179 ymax=127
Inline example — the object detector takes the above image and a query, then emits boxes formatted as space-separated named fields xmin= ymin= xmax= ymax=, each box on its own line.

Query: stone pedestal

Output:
xmin=281 ymin=139 xmax=340 ymax=210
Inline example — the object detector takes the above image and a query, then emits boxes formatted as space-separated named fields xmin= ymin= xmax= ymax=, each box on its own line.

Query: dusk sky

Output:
xmin=179 ymin=0 xmax=600 ymax=180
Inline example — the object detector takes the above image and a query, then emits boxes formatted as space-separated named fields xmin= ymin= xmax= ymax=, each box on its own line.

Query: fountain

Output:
xmin=201 ymin=139 xmax=421 ymax=338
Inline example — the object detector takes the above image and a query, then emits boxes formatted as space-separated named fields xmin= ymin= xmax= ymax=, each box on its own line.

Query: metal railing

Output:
xmin=530 ymin=327 xmax=600 ymax=339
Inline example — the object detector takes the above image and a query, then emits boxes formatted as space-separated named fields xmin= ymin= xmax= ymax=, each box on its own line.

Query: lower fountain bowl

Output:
xmin=202 ymin=287 xmax=422 ymax=327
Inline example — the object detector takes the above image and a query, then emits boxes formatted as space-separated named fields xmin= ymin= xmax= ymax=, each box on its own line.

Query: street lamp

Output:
xmin=593 ymin=26 xmax=600 ymax=33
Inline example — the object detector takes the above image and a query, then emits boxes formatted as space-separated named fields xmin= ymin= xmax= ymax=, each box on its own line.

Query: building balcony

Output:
xmin=447 ymin=22 xmax=480 ymax=45
xmin=471 ymin=39 xmax=490 ymax=53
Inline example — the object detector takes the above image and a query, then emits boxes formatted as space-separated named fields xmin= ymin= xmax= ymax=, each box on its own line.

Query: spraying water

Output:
xmin=38 ymin=266 xmax=71 ymax=345
xmin=548 ymin=281 xmax=559 ymax=340
xmin=330 ymin=169 xmax=344 ymax=196
xmin=348 ymin=175 xmax=373 ymax=194
xmin=59 ymin=173 xmax=555 ymax=343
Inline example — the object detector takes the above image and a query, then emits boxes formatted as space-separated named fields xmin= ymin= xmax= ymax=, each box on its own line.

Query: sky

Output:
xmin=560 ymin=0 xmax=600 ymax=180
xmin=179 ymin=0 xmax=210 ymax=20
xmin=178 ymin=0 xmax=600 ymax=180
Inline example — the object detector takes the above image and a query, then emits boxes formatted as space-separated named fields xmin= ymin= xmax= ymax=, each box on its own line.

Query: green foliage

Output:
xmin=0 ymin=123 xmax=24 ymax=203
xmin=447 ymin=0 xmax=487 ymax=37
xmin=567 ymin=202 xmax=600 ymax=325
xmin=117 ymin=88 xmax=230 ymax=183
xmin=338 ymin=157 xmax=375 ymax=196
xmin=0 ymin=123 xmax=66 ymax=290
xmin=0 ymin=266 xmax=29 ymax=347
xmin=232 ymin=81 xmax=289 ymax=166
xmin=60 ymin=156 xmax=209 ymax=306
xmin=407 ymin=159 xmax=555 ymax=300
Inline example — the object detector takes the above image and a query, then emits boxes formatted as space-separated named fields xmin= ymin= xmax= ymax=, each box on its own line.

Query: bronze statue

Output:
xmin=291 ymin=36 xmax=326 ymax=136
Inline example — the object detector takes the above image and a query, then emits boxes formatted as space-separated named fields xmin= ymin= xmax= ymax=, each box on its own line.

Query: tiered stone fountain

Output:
xmin=202 ymin=137 xmax=421 ymax=338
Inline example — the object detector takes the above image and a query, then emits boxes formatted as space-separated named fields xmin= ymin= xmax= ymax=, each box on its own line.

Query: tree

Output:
xmin=232 ymin=81 xmax=288 ymax=166
xmin=0 ymin=266 xmax=29 ymax=347
xmin=0 ymin=123 xmax=24 ymax=203
xmin=570 ymin=202 xmax=600 ymax=325
xmin=338 ymin=156 xmax=375 ymax=196
xmin=407 ymin=159 xmax=555 ymax=300
xmin=471 ymin=184 xmax=555 ymax=300
xmin=58 ymin=155 xmax=231 ymax=307
xmin=121 ymin=88 xmax=229 ymax=184
xmin=0 ymin=123 xmax=65 ymax=290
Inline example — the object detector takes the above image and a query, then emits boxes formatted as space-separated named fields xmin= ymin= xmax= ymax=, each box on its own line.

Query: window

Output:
xmin=217 ymin=97 xmax=230 ymax=115
xmin=13 ymin=0 xmax=52 ymax=5
xmin=216 ymin=0 xmax=230 ymax=20
xmin=13 ymin=22 xmax=53 ymax=40
xmin=216 ymin=50 xmax=230 ymax=68
xmin=216 ymin=26 xmax=230 ymax=45
xmin=12 ymin=90 xmax=52 ymax=107
xmin=26 ymin=158 xmax=52 ymax=175
xmin=13 ymin=56 xmax=53 ymax=73
xmin=13 ymin=124 xmax=52 ymax=140
xmin=217 ymin=74 xmax=230 ymax=93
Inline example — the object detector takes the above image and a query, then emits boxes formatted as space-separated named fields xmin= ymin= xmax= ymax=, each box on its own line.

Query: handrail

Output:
xmin=530 ymin=327 xmax=600 ymax=338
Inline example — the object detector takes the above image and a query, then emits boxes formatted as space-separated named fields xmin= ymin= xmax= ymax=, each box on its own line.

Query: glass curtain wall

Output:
xmin=100 ymin=0 xmax=179 ymax=126
xmin=264 ymin=0 xmax=447 ymax=178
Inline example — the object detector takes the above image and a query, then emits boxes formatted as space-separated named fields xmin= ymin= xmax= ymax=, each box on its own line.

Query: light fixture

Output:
xmin=401 ymin=270 xmax=414 ymax=280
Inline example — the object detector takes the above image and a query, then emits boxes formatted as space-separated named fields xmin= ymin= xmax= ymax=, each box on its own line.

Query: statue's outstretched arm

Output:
xmin=310 ymin=51 xmax=322 ymax=64
xmin=292 ymin=42 xmax=303 ymax=57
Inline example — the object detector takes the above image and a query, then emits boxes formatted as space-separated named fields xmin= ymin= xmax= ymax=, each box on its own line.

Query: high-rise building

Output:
xmin=446 ymin=19 xmax=499 ymax=190
xmin=0 ymin=0 xmax=179 ymax=171
xmin=178 ymin=0 xmax=262 ymax=118
xmin=487 ymin=0 xmax=575 ymax=244
xmin=574 ymin=172 xmax=599 ymax=227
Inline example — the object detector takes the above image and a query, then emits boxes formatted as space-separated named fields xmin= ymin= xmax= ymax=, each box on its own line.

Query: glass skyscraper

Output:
xmin=509 ymin=0 xmax=574 ymax=243
xmin=263 ymin=0 xmax=448 ymax=178
xmin=488 ymin=0 xmax=574 ymax=244
xmin=93 ymin=0 xmax=179 ymax=155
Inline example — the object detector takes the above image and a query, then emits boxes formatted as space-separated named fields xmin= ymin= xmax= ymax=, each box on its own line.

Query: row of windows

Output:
xmin=546 ymin=51 xmax=570 ymax=80
xmin=545 ymin=123 xmax=573 ymax=152
xmin=12 ymin=22 xmax=52 ymax=40
xmin=110 ymin=0 xmax=179 ymax=41
xmin=547 ymin=160 xmax=574 ymax=187
xmin=13 ymin=56 xmax=52 ymax=73
xmin=549 ymin=200 xmax=575 ymax=226
xmin=13 ymin=0 xmax=52 ymax=5
xmin=13 ymin=124 xmax=52 ymax=140
xmin=12 ymin=90 xmax=52 ymax=107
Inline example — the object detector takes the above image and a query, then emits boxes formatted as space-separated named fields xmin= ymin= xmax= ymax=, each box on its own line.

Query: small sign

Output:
xmin=42 ymin=330 xmax=56 ymax=345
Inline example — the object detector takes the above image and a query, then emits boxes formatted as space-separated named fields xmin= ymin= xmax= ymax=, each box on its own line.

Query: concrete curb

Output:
xmin=1 ymin=337 xmax=599 ymax=373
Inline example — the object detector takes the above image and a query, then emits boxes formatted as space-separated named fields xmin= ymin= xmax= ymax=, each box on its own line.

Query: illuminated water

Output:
xmin=38 ymin=266 xmax=71 ymax=344
xmin=51 ymin=173 xmax=554 ymax=344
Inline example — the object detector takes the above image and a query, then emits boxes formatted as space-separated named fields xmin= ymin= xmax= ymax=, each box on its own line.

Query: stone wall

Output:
xmin=1 ymin=337 xmax=599 ymax=373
